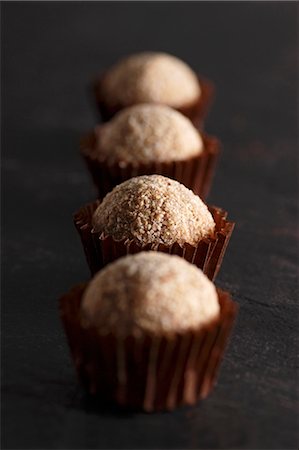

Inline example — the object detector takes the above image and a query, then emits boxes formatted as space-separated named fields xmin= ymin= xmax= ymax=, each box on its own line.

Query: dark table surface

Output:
xmin=2 ymin=2 xmax=298 ymax=449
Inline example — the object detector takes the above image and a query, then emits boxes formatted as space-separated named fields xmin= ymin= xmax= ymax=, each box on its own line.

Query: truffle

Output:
xmin=92 ymin=175 xmax=215 ymax=247
xmin=101 ymin=52 xmax=201 ymax=109
xmin=96 ymin=104 xmax=203 ymax=166
xmin=81 ymin=252 xmax=220 ymax=336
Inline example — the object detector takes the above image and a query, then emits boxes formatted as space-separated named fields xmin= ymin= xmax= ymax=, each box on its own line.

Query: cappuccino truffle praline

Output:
xmin=92 ymin=175 xmax=215 ymax=247
xmin=81 ymin=252 xmax=220 ymax=337
xmin=96 ymin=104 xmax=203 ymax=166
xmin=101 ymin=52 xmax=201 ymax=109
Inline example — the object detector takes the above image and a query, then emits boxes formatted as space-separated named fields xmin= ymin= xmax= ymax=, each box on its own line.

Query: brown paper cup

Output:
xmin=59 ymin=284 xmax=238 ymax=412
xmin=92 ymin=74 xmax=215 ymax=129
xmin=73 ymin=202 xmax=235 ymax=281
xmin=80 ymin=132 xmax=220 ymax=201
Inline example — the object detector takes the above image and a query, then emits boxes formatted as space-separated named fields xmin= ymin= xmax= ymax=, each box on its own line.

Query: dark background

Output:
xmin=2 ymin=2 xmax=298 ymax=449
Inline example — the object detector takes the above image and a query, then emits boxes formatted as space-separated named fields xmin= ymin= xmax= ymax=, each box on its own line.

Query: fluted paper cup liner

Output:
xmin=80 ymin=132 xmax=220 ymax=201
xmin=59 ymin=284 xmax=238 ymax=412
xmin=73 ymin=202 xmax=234 ymax=281
xmin=92 ymin=74 xmax=215 ymax=129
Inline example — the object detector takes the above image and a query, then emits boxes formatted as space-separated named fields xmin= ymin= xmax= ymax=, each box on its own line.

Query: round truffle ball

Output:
xmin=96 ymin=104 xmax=203 ymax=166
xmin=92 ymin=175 xmax=215 ymax=247
xmin=81 ymin=252 xmax=220 ymax=336
xmin=101 ymin=52 xmax=201 ymax=109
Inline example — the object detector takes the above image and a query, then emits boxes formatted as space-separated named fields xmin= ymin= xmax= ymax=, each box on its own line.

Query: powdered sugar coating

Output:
xmin=92 ymin=175 xmax=215 ymax=247
xmin=96 ymin=104 xmax=203 ymax=166
xmin=81 ymin=252 xmax=220 ymax=336
xmin=101 ymin=52 xmax=201 ymax=108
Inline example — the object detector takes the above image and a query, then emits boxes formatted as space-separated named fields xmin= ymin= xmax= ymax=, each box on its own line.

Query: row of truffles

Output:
xmin=84 ymin=53 xmax=217 ymax=200
xmin=64 ymin=176 xmax=236 ymax=411
xmin=60 ymin=52 xmax=237 ymax=412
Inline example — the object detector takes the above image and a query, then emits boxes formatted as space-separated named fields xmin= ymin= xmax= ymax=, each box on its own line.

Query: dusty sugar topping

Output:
xmin=96 ymin=104 xmax=203 ymax=166
xmin=101 ymin=52 xmax=201 ymax=108
xmin=81 ymin=252 xmax=220 ymax=336
xmin=92 ymin=175 xmax=215 ymax=247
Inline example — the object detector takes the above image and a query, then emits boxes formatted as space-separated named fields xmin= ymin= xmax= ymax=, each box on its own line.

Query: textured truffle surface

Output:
xmin=92 ymin=175 xmax=215 ymax=247
xmin=96 ymin=104 xmax=203 ymax=166
xmin=101 ymin=52 xmax=201 ymax=108
xmin=81 ymin=252 xmax=220 ymax=336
